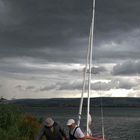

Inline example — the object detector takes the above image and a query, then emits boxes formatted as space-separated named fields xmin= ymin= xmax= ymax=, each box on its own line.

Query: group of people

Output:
xmin=36 ymin=117 xmax=85 ymax=140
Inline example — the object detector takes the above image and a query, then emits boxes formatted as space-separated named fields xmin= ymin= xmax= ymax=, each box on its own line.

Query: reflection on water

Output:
xmin=23 ymin=107 xmax=140 ymax=140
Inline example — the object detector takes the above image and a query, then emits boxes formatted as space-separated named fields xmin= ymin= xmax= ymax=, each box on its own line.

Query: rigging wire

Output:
xmin=98 ymin=75 xmax=105 ymax=139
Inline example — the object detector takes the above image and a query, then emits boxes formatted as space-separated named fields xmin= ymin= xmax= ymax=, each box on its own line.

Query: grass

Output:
xmin=0 ymin=104 xmax=41 ymax=140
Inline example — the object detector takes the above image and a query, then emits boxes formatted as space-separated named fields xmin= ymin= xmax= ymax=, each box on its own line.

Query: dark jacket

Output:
xmin=37 ymin=122 xmax=66 ymax=140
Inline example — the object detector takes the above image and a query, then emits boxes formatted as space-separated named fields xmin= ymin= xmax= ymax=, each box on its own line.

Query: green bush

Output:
xmin=18 ymin=114 xmax=40 ymax=140
xmin=0 ymin=104 xmax=40 ymax=140
xmin=0 ymin=104 xmax=21 ymax=130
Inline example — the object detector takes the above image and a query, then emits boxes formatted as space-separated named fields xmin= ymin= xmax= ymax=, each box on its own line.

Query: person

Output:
xmin=66 ymin=119 xmax=85 ymax=140
xmin=36 ymin=117 xmax=68 ymax=140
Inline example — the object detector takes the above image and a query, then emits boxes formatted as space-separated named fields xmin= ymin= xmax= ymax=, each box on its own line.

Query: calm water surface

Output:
xmin=23 ymin=107 xmax=140 ymax=140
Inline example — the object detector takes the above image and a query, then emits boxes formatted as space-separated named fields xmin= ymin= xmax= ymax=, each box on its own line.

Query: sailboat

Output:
xmin=77 ymin=0 xmax=106 ymax=139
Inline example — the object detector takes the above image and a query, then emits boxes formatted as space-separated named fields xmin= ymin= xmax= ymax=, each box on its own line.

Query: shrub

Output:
xmin=0 ymin=104 xmax=40 ymax=140
xmin=0 ymin=104 xmax=21 ymax=130
xmin=18 ymin=113 xmax=40 ymax=140
xmin=0 ymin=104 xmax=21 ymax=139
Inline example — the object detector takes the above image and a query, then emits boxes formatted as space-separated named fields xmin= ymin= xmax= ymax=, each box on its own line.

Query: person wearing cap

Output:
xmin=66 ymin=119 xmax=85 ymax=140
xmin=36 ymin=117 xmax=68 ymax=140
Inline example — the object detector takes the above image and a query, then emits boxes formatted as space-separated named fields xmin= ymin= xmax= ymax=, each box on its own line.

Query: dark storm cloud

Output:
xmin=85 ymin=66 xmax=107 ymax=75
xmin=94 ymin=30 xmax=140 ymax=63
xmin=26 ymin=86 xmax=35 ymax=90
xmin=112 ymin=60 xmax=140 ymax=75
xmin=40 ymin=86 xmax=49 ymax=91
xmin=94 ymin=0 xmax=140 ymax=62
xmin=15 ymin=85 xmax=23 ymax=90
xmin=91 ymin=66 xmax=107 ymax=74
xmin=15 ymin=85 xmax=36 ymax=91
xmin=58 ymin=80 xmax=82 ymax=90
xmin=0 ymin=0 xmax=140 ymax=63
xmin=39 ymin=84 xmax=57 ymax=91
xmin=1 ymin=0 xmax=140 ymax=98
xmin=0 ymin=0 xmax=92 ymax=62
xmin=95 ymin=0 xmax=140 ymax=39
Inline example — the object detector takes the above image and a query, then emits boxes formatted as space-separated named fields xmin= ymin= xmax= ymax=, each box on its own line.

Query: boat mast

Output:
xmin=78 ymin=28 xmax=90 ymax=127
xmin=87 ymin=0 xmax=96 ymax=136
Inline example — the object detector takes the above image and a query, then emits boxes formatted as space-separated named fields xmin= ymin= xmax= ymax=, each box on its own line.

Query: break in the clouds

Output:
xmin=1 ymin=0 xmax=140 ymax=99
xmin=93 ymin=78 xmax=140 ymax=91
xmin=56 ymin=77 xmax=139 ymax=91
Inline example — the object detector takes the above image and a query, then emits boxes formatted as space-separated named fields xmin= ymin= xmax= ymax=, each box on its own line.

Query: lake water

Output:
xmin=23 ymin=106 xmax=140 ymax=140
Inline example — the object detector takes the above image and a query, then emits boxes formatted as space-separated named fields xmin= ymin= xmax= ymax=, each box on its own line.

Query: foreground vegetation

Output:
xmin=0 ymin=104 xmax=41 ymax=140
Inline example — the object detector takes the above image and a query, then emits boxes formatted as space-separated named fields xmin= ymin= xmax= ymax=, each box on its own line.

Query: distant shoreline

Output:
xmin=1 ymin=97 xmax=140 ymax=108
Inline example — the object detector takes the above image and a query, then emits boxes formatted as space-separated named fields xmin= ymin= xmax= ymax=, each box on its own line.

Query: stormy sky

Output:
xmin=1 ymin=0 xmax=140 ymax=99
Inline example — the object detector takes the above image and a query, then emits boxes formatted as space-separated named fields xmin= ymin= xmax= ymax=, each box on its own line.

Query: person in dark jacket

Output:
xmin=36 ymin=117 xmax=67 ymax=140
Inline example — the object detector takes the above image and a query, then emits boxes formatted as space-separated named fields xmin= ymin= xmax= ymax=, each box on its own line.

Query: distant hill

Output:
xmin=0 ymin=97 xmax=8 ymax=104
xmin=8 ymin=97 xmax=140 ymax=107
